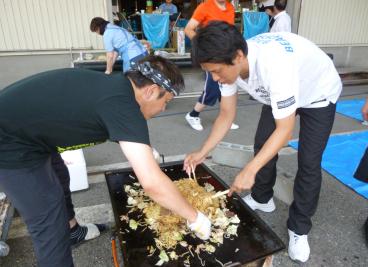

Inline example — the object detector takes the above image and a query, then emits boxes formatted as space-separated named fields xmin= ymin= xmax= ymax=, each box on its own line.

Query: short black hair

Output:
xmin=90 ymin=17 xmax=109 ymax=35
xmin=125 ymin=55 xmax=185 ymax=97
xmin=191 ymin=21 xmax=248 ymax=66
xmin=274 ymin=0 xmax=287 ymax=11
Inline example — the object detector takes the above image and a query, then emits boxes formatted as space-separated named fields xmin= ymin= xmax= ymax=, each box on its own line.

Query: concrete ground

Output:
xmin=0 ymin=64 xmax=368 ymax=266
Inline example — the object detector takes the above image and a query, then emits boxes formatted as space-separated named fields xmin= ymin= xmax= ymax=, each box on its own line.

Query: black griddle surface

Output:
xmin=105 ymin=161 xmax=285 ymax=267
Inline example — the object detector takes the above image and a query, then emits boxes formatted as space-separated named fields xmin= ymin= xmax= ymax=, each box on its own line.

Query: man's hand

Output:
xmin=362 ymin=98 xmax=368 ymax=121
xmin=229 ymin=166 xmax=257 ymax=196
xmin=187 ymin=211 xmax=211 ymax=240
xmin=183 ymin=151 xmax=207 ymax=175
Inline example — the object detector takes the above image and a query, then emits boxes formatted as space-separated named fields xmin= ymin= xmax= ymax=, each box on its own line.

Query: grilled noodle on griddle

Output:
xmin=123 ymin=178 xmax=240 ymax=264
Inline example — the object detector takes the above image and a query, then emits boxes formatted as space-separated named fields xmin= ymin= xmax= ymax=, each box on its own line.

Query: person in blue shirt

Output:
xmin=90 ymin=17 xmax=148 ymax=74
xmin=159 ymin=0 xmax=178 ymax=15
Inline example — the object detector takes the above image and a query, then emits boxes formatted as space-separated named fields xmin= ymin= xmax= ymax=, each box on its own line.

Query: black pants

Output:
xmin=354 ymin=147 xmax=368 ymax=183
xmin=0 ymin=158 xmax=74 ymax=267
xmin=51 ymin=152 xmax=75 ymax=221
xmin=251 ymin=103 xmax=336 ymax=235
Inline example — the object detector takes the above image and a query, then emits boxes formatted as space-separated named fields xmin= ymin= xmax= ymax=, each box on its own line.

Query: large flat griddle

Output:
xmin=105 ymin=161 xmax=285 ymax=267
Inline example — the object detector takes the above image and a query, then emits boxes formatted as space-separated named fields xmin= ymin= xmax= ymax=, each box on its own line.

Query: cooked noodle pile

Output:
xmin=122 ymin=178 xmax=240 ymax=265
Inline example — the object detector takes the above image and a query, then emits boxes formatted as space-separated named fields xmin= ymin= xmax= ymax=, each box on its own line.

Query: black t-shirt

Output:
xmin=0 ymin=68 xmax=149 ymax=168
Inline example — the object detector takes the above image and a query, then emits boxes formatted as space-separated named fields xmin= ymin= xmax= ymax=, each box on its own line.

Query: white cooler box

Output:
xmin=60 ymin=149 xmax=89 ymax=192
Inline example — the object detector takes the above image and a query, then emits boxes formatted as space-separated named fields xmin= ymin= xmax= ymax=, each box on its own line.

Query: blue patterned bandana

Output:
xmin=130 ymin=61 xmax=179 ymax=96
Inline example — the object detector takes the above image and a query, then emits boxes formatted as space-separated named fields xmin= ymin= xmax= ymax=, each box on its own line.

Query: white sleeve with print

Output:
xmin=219 ymin=82 xmax=237 ymax=97
xmin=259 ymin=43 xmax=299 ymax=119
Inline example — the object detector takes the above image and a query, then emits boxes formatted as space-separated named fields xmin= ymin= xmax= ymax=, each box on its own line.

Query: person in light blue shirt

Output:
xmin=159 ymin=0 xmax=178 ymax=15
xmin=90 ymin=17 xmax=148 ymax=74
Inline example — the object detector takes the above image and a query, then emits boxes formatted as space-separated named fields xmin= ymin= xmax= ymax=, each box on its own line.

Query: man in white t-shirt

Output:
xmin=270 ymin=0 xmax=291 ymax=32
xmin=185 ymin=22 xmax=342 ymax=263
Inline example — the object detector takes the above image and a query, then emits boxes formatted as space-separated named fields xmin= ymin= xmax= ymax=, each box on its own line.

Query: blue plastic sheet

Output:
xmin=289 ymin=131 xmax=368 ymax=199
xmin=336 ymin=98 xmax=365 ymax=121
xmin=243 ymin=12 xmax=269 ymax=40
xmin=141 ymin=14 xmax=169 ymax=48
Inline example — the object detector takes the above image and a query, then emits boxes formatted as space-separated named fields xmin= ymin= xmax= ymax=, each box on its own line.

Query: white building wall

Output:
xmin=298 ymin=0 xmax=368 ymax=46
xmin=0 ymin=0 xmax=110 ymax=52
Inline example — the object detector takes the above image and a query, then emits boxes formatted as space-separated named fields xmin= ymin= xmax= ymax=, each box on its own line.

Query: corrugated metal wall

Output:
xmin=0 ymin=0 xmax=109 ymax=52
xmin=298 ymin=0 xmax=368 ymax=46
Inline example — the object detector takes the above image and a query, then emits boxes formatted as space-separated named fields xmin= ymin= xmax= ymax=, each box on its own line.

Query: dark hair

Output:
xmin=191 ymin=21 xmax=248 ymax=66
xmin=274 ymin=0 xmax=287 ymax=11
xmin=90 ymin=17 xmax=109 ymax=35
xmin=125 ymin=55 xmax=185 ymax=97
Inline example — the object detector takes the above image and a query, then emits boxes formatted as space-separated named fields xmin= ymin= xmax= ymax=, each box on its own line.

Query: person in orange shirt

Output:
xmin=184 ymin=0 xmax=239 ymax=131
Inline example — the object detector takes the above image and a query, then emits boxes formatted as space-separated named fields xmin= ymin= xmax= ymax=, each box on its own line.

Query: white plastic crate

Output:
xmin=60 ymin=149 xmax=89 ymax=192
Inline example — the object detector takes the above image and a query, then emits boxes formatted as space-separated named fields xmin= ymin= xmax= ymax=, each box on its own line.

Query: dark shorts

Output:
xmin=198 ymin=71 xmax=221 ymax=106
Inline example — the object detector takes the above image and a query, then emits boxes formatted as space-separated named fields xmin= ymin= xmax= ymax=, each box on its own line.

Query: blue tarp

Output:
xmin=289 ymin=131 xmax=368 ymax=199
xmin=336 ymin=98 xmax=365 ymax=121
xmin=243 ymin=12 xmax=269 ymax=40
xmin=141 ymin=14 xmax=169 ymax=48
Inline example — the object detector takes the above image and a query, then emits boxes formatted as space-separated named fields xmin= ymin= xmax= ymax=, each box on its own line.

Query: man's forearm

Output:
xmin=247 ymin=119 xmax=294 ymax=173
xmin=185 ymin=28 xmax=196 ymax=40
xmin=200 ymin=96 xmax=237 ymax=155
xmin=200 ymin=110 xmax=235 ymax=156
xmin=185 ymin=19 xmax=200 ymax=40
xmin=120 ymin=141 xmax=198 ymax=223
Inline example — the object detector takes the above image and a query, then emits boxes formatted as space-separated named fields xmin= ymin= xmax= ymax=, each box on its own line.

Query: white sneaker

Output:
xmin=242 ymin=194 xmax=276 ymax=212
xmin=185 ymin=113 xmax=203 ymax=131
xmin=230 ymin=123 xmax=239 ymax=130
xmin=288 ymin=229 xmax=310 ymax=263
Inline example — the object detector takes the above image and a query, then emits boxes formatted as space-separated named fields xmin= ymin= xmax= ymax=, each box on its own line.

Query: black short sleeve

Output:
xmin=97 ymin=96 xmax=150 ymax=145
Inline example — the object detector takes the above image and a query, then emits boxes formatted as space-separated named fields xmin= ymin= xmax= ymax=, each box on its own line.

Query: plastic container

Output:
xmin=60 ymin=149 xmax=89 ymax=192
xmin=175 ymin=28 xmax=185 ymax=55
xmin=146 ymin=1 xmax=153 ymax=13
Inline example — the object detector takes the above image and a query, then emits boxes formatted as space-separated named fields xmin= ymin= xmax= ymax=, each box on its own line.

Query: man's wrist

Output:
xmin=199 ymin=147 xmax=209 ymax=160
xmin=244 ymin=161 xmax=259 ymax=175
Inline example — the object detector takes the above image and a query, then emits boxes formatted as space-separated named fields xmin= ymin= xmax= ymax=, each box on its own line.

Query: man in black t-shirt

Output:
xmin=0 ymin=56 xmax=211 ymax=267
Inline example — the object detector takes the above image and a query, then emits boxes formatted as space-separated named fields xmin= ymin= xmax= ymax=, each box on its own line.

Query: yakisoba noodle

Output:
xmin=123 ymin=178 xmax=240 ymax=265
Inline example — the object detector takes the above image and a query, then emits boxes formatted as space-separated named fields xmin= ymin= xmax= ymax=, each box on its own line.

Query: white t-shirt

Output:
xmin=220 ymin=32 xmax=342 ymax=119
xmin=270 ymin=11 xmax=291 ymax=33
